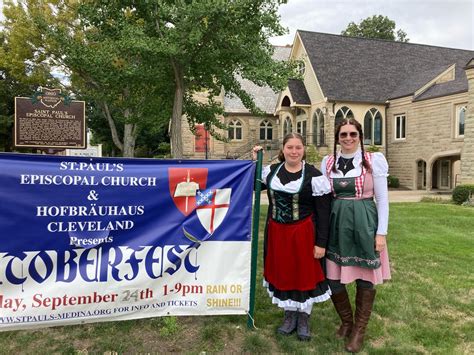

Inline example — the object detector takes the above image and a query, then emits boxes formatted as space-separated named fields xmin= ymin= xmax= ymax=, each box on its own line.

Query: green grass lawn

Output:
xmin=1 ymin=203 xmax=473 ymax=354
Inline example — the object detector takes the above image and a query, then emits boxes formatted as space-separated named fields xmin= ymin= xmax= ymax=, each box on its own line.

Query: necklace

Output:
xmin=339 ymin=156 xmax=353 ymax=170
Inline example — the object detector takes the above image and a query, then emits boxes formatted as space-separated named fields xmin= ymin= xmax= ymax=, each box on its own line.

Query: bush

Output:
xmin=387 ymin=175 xmax=400 ymax=188
xmin=366 ymin=145 xmax=380 ymax=152
xmin=452 ymin=184 xmax=474 ymax=205
xmin=305 ymin=144 xmax=322 ymax=165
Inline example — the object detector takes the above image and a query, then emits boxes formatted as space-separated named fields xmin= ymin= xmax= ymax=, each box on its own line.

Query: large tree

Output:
xmin=342 ymin=15 xmax=409 ymax=42
xmin=3 ymin=0 xmax=295 ymax=158
xmin=0 ymin=5 xmax=58 ymax=152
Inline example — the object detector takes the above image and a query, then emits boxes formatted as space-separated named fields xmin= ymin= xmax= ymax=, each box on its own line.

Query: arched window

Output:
xmin=259 ymin=120 xmax=273 ymax=141
xmin=228 ymin=120 xmax=242 ymax=140
xmin=296 ymin=108 xmax=307 ymax=139
xmin=297 ymin=61 xmax=305 ymax=75
xmin=335 ymin=106 xmax=354 ymax=127
xmin=363 ymin=108 xmax=383 ymax=145
xmin=312 ymin=109 xmax=325 ymax=146
xmin=281 ymin=96 xmax=291 ymax=107
xmin=457 ymin=105 xmax=466 ymax=137
xmin=284 ymin=117 xmax=293 ymax=136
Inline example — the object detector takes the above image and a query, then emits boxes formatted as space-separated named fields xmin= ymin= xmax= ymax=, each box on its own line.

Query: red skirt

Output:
xmin=264 ymin=216 xmax=325 ymax=291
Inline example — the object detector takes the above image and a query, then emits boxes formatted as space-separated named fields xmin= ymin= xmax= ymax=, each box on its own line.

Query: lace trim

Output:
xmin=262 ymin=280 xmax=332 ymax=309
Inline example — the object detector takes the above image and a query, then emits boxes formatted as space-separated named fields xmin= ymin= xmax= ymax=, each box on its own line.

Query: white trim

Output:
xmin=414 ymin=64 xmax=456 ymax=98
xmin=394 ymin=114 xmax=406 ymax=141
xmin=454 ymin=104 xmax=466 ymax=139
xmin=263 ymin=280 xmax=331 ymax=309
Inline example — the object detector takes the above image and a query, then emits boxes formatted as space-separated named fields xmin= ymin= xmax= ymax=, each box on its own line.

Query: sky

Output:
xmin=270 ymin=0 xmax=474 ymax=50
xmin=1 ymin=1 xmax=472 ymax=50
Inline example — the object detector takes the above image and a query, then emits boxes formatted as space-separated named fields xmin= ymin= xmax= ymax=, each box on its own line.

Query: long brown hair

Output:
xmin=278 ymin=132 xmax=306 ymax=162
xmin=332 ymin=118 xmax=371 ymax=172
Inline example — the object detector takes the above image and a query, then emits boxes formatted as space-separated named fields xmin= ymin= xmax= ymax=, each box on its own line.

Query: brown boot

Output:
xmin=331 ymin=289 xmax=353 ymax=339
xmin=345 ymin=288 xmax=376 ymax=353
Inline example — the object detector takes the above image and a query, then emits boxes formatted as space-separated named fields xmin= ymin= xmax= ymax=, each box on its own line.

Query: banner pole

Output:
xmin=247 ymin=150 xmax=263 ymax=329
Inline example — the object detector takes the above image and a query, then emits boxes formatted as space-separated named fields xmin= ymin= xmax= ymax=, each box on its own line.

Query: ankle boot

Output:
xmin=277 ymin=310 xmax=297 ymax=335
xmin=296 ymin=312 xmax=311 ymax=341
xmin=345 ymin=288 xmax=376 ymax=353
xmin=331 ymin=289 xmax=353 ymax=338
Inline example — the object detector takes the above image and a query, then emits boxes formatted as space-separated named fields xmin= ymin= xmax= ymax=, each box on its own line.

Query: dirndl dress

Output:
xmin=324 ymin=152 xmax=391 ymax=285
xmin=262 ymin=162 xmax=332 ymax=309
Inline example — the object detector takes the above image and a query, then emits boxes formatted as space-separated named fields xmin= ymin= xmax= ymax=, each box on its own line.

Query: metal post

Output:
xmin=247 ymin=150 xmax=263 ymax=329
xmin=205 ymin=124 xmax=208 ymax=160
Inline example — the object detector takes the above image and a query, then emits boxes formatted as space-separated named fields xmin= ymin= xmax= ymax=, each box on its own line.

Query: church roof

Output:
xmin=297 ymin=30 xmax=474 ymax=103
xmin=224 ymin=46 xmax=291 ymax=113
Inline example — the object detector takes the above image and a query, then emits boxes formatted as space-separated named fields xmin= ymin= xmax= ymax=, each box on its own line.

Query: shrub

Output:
xmin=366 ymin=145 xmax=380 ymax=153
xmin=305 ymin=144 xmax=322 ymax=165
xmin=452 ymin=184 xmax=474 ymax=205
xmin=387 ymin=175 xmax=400 ymax=188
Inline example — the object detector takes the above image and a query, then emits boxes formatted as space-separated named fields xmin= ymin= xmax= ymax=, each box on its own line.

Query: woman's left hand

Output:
xmin=375 ymin=234 xmax=386 ymax=252
xmin=314 ymin=246 xmax=326 ymax=259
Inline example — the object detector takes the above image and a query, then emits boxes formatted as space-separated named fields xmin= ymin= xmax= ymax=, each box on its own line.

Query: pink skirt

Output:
xmin=326 ymin=245 xmax=391 ymax=285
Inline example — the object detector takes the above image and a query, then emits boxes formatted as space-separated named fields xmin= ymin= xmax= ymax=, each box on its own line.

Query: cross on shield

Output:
xmin=195 ymin=188 xmax=231 ymax=234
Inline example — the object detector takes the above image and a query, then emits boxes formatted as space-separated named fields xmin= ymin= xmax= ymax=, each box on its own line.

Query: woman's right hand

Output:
xmin=252 ymin=146 xmax=264 ymax=160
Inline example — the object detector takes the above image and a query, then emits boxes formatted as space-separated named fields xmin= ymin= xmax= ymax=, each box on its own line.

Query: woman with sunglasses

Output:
xmin=252 ymin=132 xmax=332 ymax=341
xmin=321 ymin=118 xmax=391 ymax=353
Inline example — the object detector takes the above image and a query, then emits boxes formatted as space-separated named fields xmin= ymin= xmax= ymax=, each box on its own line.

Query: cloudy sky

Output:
xmin=270 ymin=0 xmax=474 ymax=50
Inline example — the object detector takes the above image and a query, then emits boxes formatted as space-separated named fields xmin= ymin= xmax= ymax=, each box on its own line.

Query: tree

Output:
xmin=342 ymin=15 xmax=409 ymax=42
xmin=3 ymin=0 xmax=296 ymax=158
xmin=75 ymin=1 xmax=296 ymax=158
xmin=0 ymin=5 xmax=58 ymax=152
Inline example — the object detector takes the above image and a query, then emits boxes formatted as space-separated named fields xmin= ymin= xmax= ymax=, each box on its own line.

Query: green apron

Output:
xmin=327 ymin=175 xmax=380 ymax=269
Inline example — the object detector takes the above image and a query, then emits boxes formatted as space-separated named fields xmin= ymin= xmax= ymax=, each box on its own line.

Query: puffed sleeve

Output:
xmin=372 ymin=153 xmax=389 ymax=235
xmin=311 ymin=175 xmax=331 ymax=196
xmin=372 ymin=153 xmax=389 ymax=177
xmin=320 ymin=156 xmax=329 ymax=178
xmin=261 ymin=165 xmax=271 ymax=185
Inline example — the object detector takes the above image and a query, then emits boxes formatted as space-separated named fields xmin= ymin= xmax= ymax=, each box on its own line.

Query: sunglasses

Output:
xmin=339 ymin=132 xmax=359 ymax=138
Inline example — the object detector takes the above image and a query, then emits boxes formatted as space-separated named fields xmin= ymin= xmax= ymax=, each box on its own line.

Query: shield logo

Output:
xmin=169 ymin=168 xmax=208 ymax=216
xmin=196 ymin=188 xmax=231 ymax=234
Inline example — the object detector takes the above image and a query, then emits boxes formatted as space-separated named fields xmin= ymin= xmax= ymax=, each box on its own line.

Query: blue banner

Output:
xmin=0 ymin=153 xmax=255 ymax=330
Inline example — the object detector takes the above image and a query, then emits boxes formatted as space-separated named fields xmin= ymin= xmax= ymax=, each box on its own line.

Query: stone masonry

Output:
xmin=461 ymin=60 xmax=474 ymax=184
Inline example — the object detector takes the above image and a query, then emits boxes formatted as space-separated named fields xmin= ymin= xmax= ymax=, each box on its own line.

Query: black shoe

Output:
xmin=297 ymin=312 xmax=311 ymax=341
xmin=277 ymin=310 xmax=297 ymax=335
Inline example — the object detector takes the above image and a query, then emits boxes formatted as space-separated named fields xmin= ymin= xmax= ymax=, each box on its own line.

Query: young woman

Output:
xmin=321 ymin=119 xmax=391 ymax=353
xmin=253 ymin=132 xmax=332 ymax=341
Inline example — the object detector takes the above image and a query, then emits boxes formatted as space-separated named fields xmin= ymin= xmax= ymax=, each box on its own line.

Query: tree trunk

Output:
xmin=123 ymin=123 xmax=136 ymax=157
xmin=102 ymin=102 xmax=124 ymax=153
xmin=170 ymin=61 xmax=184 ymax=158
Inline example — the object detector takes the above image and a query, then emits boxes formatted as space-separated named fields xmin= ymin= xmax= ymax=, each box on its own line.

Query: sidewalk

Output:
xmin=256 ymin=189 xmax=451 ymax=204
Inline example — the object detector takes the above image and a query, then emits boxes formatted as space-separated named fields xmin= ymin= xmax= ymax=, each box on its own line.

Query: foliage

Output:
xmin=342 ymin=15 xmax=409 ymax=42
xmin=305 ymin=144 xmax=322 ymax=165
xmin=0 ymin=18 xmax=58 ymax=152
xmin=452 ymin=184 xmax=474 ymax=205
xmin=365 ymin=144 xmax=380 ymax=152
xmin=2 ymin=0 xmax=296 ymax=158
xmin=387 ymin=175 xmax=400 ymax=188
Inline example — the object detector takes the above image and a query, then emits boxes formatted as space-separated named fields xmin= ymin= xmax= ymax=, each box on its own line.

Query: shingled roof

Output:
xmin=224 ymin=46 xmax=291 ymax=113
xmin=297 ymin=30 xmax=474 ymax=103
xmin=287 ymin=79 xmax=311 ymax=105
